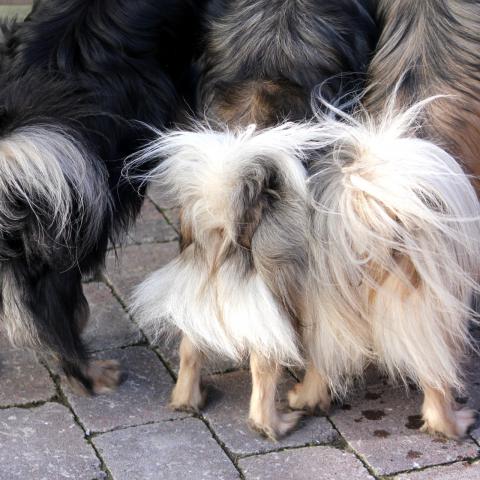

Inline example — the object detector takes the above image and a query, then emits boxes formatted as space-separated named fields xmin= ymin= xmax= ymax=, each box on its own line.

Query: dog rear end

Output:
xmin=130 ymin=0 xmax=377 ymax=438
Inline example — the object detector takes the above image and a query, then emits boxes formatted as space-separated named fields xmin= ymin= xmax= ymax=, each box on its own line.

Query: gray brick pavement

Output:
xmin=0 ymin=155 xmax=480 ymax=478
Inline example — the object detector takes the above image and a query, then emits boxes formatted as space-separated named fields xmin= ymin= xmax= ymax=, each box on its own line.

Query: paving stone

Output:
xmin=395 ymin=461 xmax=480 ymax=480
xmin=125 ymin=199 xmax=177 ymax=245
xmin=62 ymin=347 xmax=184 ymax=433
xmin=105 ymin=242 xmax=178 ymax=301
xmin=156 ymin=337 xmax=245 ymax=375
xmin=94 ymin=418 xmax=239 ymax=480
xmin=82 ymin=282 xmax=143 ymax=352
xmin=239 ymin=446 xmax=373 ymax=480
xmin=147 ymin=186 xmax=180 ymax=230
xmin=0 ymin=403 xmax=102 ymax=480
xmin=330 ymin=383 xmax=478 ymax=476
xmin=0 ymin=334 xmax=55 ymax=407
xmin=202 ymin=370 xmax=337 ymax=457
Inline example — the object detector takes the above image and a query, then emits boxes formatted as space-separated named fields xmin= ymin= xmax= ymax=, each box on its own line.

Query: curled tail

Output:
xmin=306 ymin=100 xmax=480 ymax=394
xmin=130 ymin=123 xmax=319 ymax=365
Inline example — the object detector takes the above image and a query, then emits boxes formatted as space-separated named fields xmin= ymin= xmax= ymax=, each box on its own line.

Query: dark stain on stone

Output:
xmin=407 ymin=450 xmax=423 ymax=459
xmin=373 ymin=429 xmax=390 ymax=438
xmin=365 ymin=391 xmax=382 ymax=401
xmin=341 ymin=404 xmax=352 ymax=411
xmin=354 ymin=417 xmax=363 ymax=423
xmin=406 ymin=414 xmax=423 ymax=430
xmin=362 ymin=409 xmax=386 ymax=420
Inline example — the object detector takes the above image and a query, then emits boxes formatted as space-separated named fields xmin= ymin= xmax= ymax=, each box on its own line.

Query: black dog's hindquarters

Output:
xmin=0 ymin=0 xmax=204 ymax=393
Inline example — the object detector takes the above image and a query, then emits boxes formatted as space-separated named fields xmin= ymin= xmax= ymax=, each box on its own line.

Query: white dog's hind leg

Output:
xmin=170 ymin=335 xmax=205 ymax=412
xmin=248 ymin=352 xmax=301 ymax=440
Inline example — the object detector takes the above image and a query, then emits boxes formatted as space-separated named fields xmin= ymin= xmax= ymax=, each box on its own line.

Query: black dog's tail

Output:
xmin=0 ymin=73 xmax=110 ymax=262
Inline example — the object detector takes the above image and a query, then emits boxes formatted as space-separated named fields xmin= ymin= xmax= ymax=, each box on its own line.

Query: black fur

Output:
xmin=0 ymin=0 xmax=204 ymax=391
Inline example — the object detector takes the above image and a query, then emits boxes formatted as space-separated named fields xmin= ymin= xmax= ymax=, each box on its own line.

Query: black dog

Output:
xmin=0 ymin=0 xmax=203 ymax=393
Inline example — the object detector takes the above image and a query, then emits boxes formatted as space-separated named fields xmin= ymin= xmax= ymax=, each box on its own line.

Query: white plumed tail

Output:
xmin=130 ymin=123 xmax=324 ymax=366
xmin=306 ymin=100 xmax=480 ymax=395
xmin=0 ymin=125 xmax=107 ymax=251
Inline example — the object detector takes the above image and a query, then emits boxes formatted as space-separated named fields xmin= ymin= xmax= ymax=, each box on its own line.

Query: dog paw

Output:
xmin=68 ymin=359 xmax=123 ymax=395
xmin=170 ymin=383 xmax=206 ymax=413
xmin=87 ymin=360 xmax=123 ymax=394
xmin=422 ymin=407 xmax=477 ymax=439
xmin=287 ymin=381 xmax=331 ymax=413
xmin=249 ymin=410 xmax=302 ymax=441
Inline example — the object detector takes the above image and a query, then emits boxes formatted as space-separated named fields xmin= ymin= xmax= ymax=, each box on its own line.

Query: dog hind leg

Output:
xmin=248 ymin=352 xmax=301 ymax=440
xmin=421 ymin=384 xmax=476 ymax=439
xmin=288 ymin=363 xmax=331 ymax=413
xmin=170 ymin=335 xmax=205 ymax=412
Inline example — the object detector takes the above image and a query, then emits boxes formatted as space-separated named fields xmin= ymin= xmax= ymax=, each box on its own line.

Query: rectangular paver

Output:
xmin=239 ymin=446 xmax=374 ymax=480
xmin=94 ymin=418 xmax=239 ymax=480
xmin=0 ymin=335 xmax=55 ymax=407
xmin=125 ymin=199 xmax=178 ymax=246
xmin=394 ymin=461 xmax=480 ymax=479
xmin=83 ymin=282 xmax=143 ymax=352
xmin=0 ymin=403 xmax=102 ymax=480
xmin=105 ymin=242 xmax=178 ymax=301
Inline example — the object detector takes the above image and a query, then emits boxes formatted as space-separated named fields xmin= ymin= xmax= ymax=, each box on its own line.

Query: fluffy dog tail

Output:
xmin=0 ymin=75 xmax=108 ymax=263
xmin=130 ymin=123 xmax=320 ymax=366
xmin=306 ymin=99 xmax=480 ymax=395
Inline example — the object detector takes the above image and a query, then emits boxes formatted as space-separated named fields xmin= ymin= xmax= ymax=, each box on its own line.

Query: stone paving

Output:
xmin=1 ymin=3 xmax=480 ymax=479
xmin=1 ymin=184 xmax=480 ymax=479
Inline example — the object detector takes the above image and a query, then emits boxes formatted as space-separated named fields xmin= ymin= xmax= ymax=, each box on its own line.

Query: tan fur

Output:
xmin=179 ymin=209 xmax=194 ymax=252
xmin=213 ymin=80 xmax=308 ymax=128
xmin=421 ymin=384 xmax=476 ymax=438
xmin=249 ymin=352 xmax=301 ymax=440
xmin=288 ymin=364 xmax=331 ymax=413
xmin=366 ymin=0 xmax=480 ymax=192
xmin=170 ymin=335 xmax=205 ymax=412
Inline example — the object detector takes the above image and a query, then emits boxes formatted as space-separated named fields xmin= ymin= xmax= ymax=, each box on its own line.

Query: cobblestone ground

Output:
xmin=1 ymin=3 xmax=480 ymax=479
xmin=1 ymin=185 xmax=479 ymax=479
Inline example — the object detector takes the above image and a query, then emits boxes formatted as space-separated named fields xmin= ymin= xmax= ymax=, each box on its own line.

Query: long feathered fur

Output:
xmin=305 ymin=98 xmax=480 ymax=396
xmin=131 ymin=124 xmax=321 ymax=366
